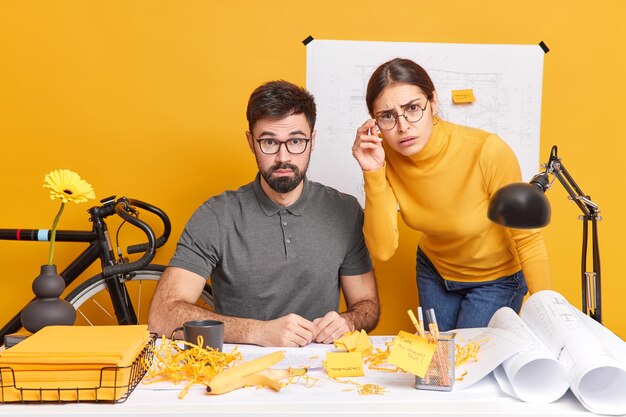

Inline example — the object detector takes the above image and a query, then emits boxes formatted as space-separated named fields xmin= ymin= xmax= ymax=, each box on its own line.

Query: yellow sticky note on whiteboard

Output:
xmin=388 ymin=331 xmax=437 ymax=378
xmin=324 ymin=351 xmax=364 ymax=378
xmin=451 ymin=89 xmax=475 ymax=103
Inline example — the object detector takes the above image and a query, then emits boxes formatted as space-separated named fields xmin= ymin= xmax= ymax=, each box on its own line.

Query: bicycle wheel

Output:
xmin=65 ymin=264 xmax=214 ymax=326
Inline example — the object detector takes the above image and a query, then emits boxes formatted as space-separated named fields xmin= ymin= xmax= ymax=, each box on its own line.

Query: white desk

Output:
xmin=0 ymin=338 xmax=599 ymax=416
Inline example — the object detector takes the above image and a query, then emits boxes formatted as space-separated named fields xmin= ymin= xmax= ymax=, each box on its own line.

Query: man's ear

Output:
xmin=310 ymin=130 xmax=316 ymax=152
xmin=245 ymin=131 xmax=255 ymax=153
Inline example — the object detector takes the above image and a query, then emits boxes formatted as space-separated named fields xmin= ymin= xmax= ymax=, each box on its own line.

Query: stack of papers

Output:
xmin=0 ymin=325 xmax=150 ymax=402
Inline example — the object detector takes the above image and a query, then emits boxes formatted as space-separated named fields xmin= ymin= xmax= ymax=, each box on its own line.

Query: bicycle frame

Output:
xmin=0 ymin=195 xmax=170 ymax=344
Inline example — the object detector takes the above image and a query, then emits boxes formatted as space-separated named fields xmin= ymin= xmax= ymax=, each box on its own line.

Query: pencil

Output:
xmin=428 ymin=308 xmax=439 ymax=340
xmin=418 ymin=307 xmax=425 ymax=338
xmin=426 ymin=308 xmax=449 ymax=386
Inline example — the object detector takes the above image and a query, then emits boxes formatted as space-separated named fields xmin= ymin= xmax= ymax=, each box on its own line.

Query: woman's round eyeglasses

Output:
xmin=376 ymin=99 xmax=429 ymax=131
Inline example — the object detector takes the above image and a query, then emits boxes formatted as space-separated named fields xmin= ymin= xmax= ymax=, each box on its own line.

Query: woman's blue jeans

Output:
xmin=416 ymin=247 xmax=528 ymax=331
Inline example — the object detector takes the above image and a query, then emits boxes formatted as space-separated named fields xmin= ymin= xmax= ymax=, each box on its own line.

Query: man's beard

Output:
xmin=261 ymin=162 xmax=308 ymax=194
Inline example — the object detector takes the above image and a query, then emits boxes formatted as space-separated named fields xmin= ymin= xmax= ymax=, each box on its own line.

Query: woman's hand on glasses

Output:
xmin=352 ymin=119 xmax=385 ymax=172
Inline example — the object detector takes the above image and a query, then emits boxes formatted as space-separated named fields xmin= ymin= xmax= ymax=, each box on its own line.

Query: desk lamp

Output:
xmin=488 ymin=145 xmax=602 ymax=323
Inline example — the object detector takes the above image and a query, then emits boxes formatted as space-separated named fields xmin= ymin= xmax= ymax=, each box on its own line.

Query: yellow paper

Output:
xmin=451 ymin=89 xmax=475 ymax=104
xmin=333 ymin=330 xmax=372 ymax=353
xmin=0 ymin=325 xmax=149 ymax=401
xmin=387 ymin=331 xmax=437 ymax=378
xmin=324 ymin=352 xmax=364 ymax=378
xmin=0 ymin=325 xmax=149 ymax=365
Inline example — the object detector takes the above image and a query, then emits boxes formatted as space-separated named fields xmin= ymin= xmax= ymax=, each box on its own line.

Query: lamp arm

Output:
xmin=545 ymin=155 xmax=600 ymax=219
xmin=543 ymin=146 xmax=602 ymax=323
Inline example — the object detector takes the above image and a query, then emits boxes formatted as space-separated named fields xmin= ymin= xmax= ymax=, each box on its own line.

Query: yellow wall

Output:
xmin=1 ymin=1 xmax=625 ymax=338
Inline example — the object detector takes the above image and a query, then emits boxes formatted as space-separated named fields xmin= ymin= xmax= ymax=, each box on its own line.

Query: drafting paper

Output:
xmin=306 ymin=40 xmax=543 ymax=206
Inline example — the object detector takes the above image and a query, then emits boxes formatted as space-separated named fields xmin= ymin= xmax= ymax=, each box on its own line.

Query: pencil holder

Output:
xmin=415 ymin=332 xmax=455 ymax=391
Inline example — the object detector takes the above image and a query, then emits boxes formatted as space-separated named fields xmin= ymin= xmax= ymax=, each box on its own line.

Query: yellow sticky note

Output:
xmin=324 ymin=351 xmax=364 ymax=378
xmin=451 ymin=89 xmax=475 ymax=104
xmin=388 ymin=331 xmax=437 ymax=378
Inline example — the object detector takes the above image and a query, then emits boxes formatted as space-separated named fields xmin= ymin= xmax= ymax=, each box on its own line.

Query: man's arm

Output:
xmin=312 ymin=271 xmax=380 ymax=343
xmin=148 ymin=266 xmax=316 ymax=347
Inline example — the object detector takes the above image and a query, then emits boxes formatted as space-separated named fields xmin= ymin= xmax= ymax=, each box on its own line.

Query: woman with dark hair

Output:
xmin=352 ymin=58 xmax=550 ymax=331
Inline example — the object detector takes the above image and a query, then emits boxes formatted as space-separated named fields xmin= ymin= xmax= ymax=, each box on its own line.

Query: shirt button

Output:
xmin=285 ymin=238 xmax=291 ymax=244
xmin=282 ymin=221 xmax=287 ymax=226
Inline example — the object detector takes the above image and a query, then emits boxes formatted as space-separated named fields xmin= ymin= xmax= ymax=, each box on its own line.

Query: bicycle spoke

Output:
xmin=136 ymin=279 xmax=142 ymax=321
xmin=76 ymin=298 xmax=116 ymax=326
xmin=66 ymin=269 xmax=213 ymax=326
xmin=76 ymin=309 xmax=94 ymax=326
xmin=91 ymin=298 xmax=116 ymax=320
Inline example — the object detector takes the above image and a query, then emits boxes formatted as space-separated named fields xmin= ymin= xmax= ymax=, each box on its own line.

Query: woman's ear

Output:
xmin=430 ymin=91 xmax=439 ymax=116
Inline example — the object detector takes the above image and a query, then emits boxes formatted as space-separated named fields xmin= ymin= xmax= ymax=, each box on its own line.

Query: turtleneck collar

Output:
xmin=407 ymin=120 xmax=450 ymax=163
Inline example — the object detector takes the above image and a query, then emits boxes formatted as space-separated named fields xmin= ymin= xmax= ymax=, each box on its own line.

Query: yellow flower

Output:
xmin=43 ymin=169 xmax=95 ymax=265
xmin=43 ymin=169 xmax=95 ymax=203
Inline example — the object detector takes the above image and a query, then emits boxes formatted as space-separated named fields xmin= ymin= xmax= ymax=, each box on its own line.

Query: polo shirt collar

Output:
xmin=252 ymin=173 xmax=310 ymax=216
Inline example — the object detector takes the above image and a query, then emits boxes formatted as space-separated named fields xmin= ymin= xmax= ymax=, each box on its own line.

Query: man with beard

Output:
xmin=149 ymin=81 xmax=379 ymax=347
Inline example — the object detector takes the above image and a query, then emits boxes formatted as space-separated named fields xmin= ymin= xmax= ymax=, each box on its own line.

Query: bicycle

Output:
xmin=0 ymin=195 xmax=213 ymax=346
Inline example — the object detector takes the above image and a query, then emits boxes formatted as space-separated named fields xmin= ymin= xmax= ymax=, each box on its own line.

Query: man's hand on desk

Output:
xmin=248 ymin=312 xmax=354 ymax=347
xmin=252 ymin=313 xmax=317 ymax=347
xmin=313 ymin=311 xmax=353 ymax=344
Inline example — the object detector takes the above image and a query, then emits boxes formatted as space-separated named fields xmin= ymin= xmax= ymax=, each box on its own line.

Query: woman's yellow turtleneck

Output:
xmin=363 ymin=120 xmax=550 ymax=294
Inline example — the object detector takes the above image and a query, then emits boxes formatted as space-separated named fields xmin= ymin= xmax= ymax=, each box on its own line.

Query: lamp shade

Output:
xmin=488 ymin=183 xmax=551 ymax=228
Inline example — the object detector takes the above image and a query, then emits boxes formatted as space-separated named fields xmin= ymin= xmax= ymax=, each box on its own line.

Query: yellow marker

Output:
xmin=407 ymin=309 xmax=425 ymax=338
xmin=451 ymin=89 xmax=475 ymax=104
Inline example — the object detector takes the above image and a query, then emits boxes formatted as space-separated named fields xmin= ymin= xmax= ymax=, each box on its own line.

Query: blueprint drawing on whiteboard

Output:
xmin=306 ymin=40 xmax=544 ymax=206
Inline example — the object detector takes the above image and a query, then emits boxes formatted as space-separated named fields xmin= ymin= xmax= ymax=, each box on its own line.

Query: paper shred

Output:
xmin=363 ymin=339 xmax=401 ymax=373
xmin=454 ymin=338 xmax=487 ymax=367
xmin=330 ymin=377 xmax=387 ymax=396
xmin=143 ymin=336 xmax=241 ymax=399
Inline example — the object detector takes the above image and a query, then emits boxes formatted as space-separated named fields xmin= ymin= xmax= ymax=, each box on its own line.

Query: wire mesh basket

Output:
xmin=0 ymin=334 xmax=155 ymax=403
xmin=415 ymin=332 xmax=455 ymax=391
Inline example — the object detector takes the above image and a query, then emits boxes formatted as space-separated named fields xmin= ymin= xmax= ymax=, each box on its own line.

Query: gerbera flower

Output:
xmin=43 ymin=169 xmax=95 ymax=265
xmin=43 ymin=169 xmax=95 ymax=204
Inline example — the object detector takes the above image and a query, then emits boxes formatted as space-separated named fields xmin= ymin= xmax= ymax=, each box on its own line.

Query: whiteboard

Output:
xmin=306 ymin=40 xmax=544 ymax=206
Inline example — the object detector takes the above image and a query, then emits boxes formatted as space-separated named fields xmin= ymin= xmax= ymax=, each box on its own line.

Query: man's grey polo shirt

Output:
xmin=169 ymin=174 xmax=373 ymax=321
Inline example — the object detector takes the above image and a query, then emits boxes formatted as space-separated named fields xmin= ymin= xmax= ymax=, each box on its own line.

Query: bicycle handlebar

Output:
xmin=0 ymin=196 xmax=171 ymax=277
xmin=125 ymin=199 xmax=171 ymax=254
xmin=101 ymin=197 xmax=171 ymax=278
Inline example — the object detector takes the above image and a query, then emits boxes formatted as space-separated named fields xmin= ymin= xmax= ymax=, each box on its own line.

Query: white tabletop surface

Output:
xmin=0 ymin=337 xmax=599 ymax=416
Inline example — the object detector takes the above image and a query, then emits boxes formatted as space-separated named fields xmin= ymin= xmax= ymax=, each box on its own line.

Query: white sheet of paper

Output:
xmin=488 ymin=306 xmax=569 ymax=403
xmin=230 ymin=343 xmax=328 ymax=369
xmin=452 ymin=327 xmax=523 ymax=390
xmin=521 ymin=290 xmax=626 ymax=415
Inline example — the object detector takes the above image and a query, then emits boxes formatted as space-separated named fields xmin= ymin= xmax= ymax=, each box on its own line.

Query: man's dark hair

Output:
xmin=246 ymin=80 xmax=316 ymax=133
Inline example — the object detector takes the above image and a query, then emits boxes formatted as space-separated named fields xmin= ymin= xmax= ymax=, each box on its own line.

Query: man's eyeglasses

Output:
xmin=375 ymin=99 xmax=429 ymax=131
xmin=254 ymin=136 xmax=311 ymax=155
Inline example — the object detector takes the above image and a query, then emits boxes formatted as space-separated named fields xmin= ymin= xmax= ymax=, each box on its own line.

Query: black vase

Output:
xmin=20 ymin=264 xmax=76 ymax=333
